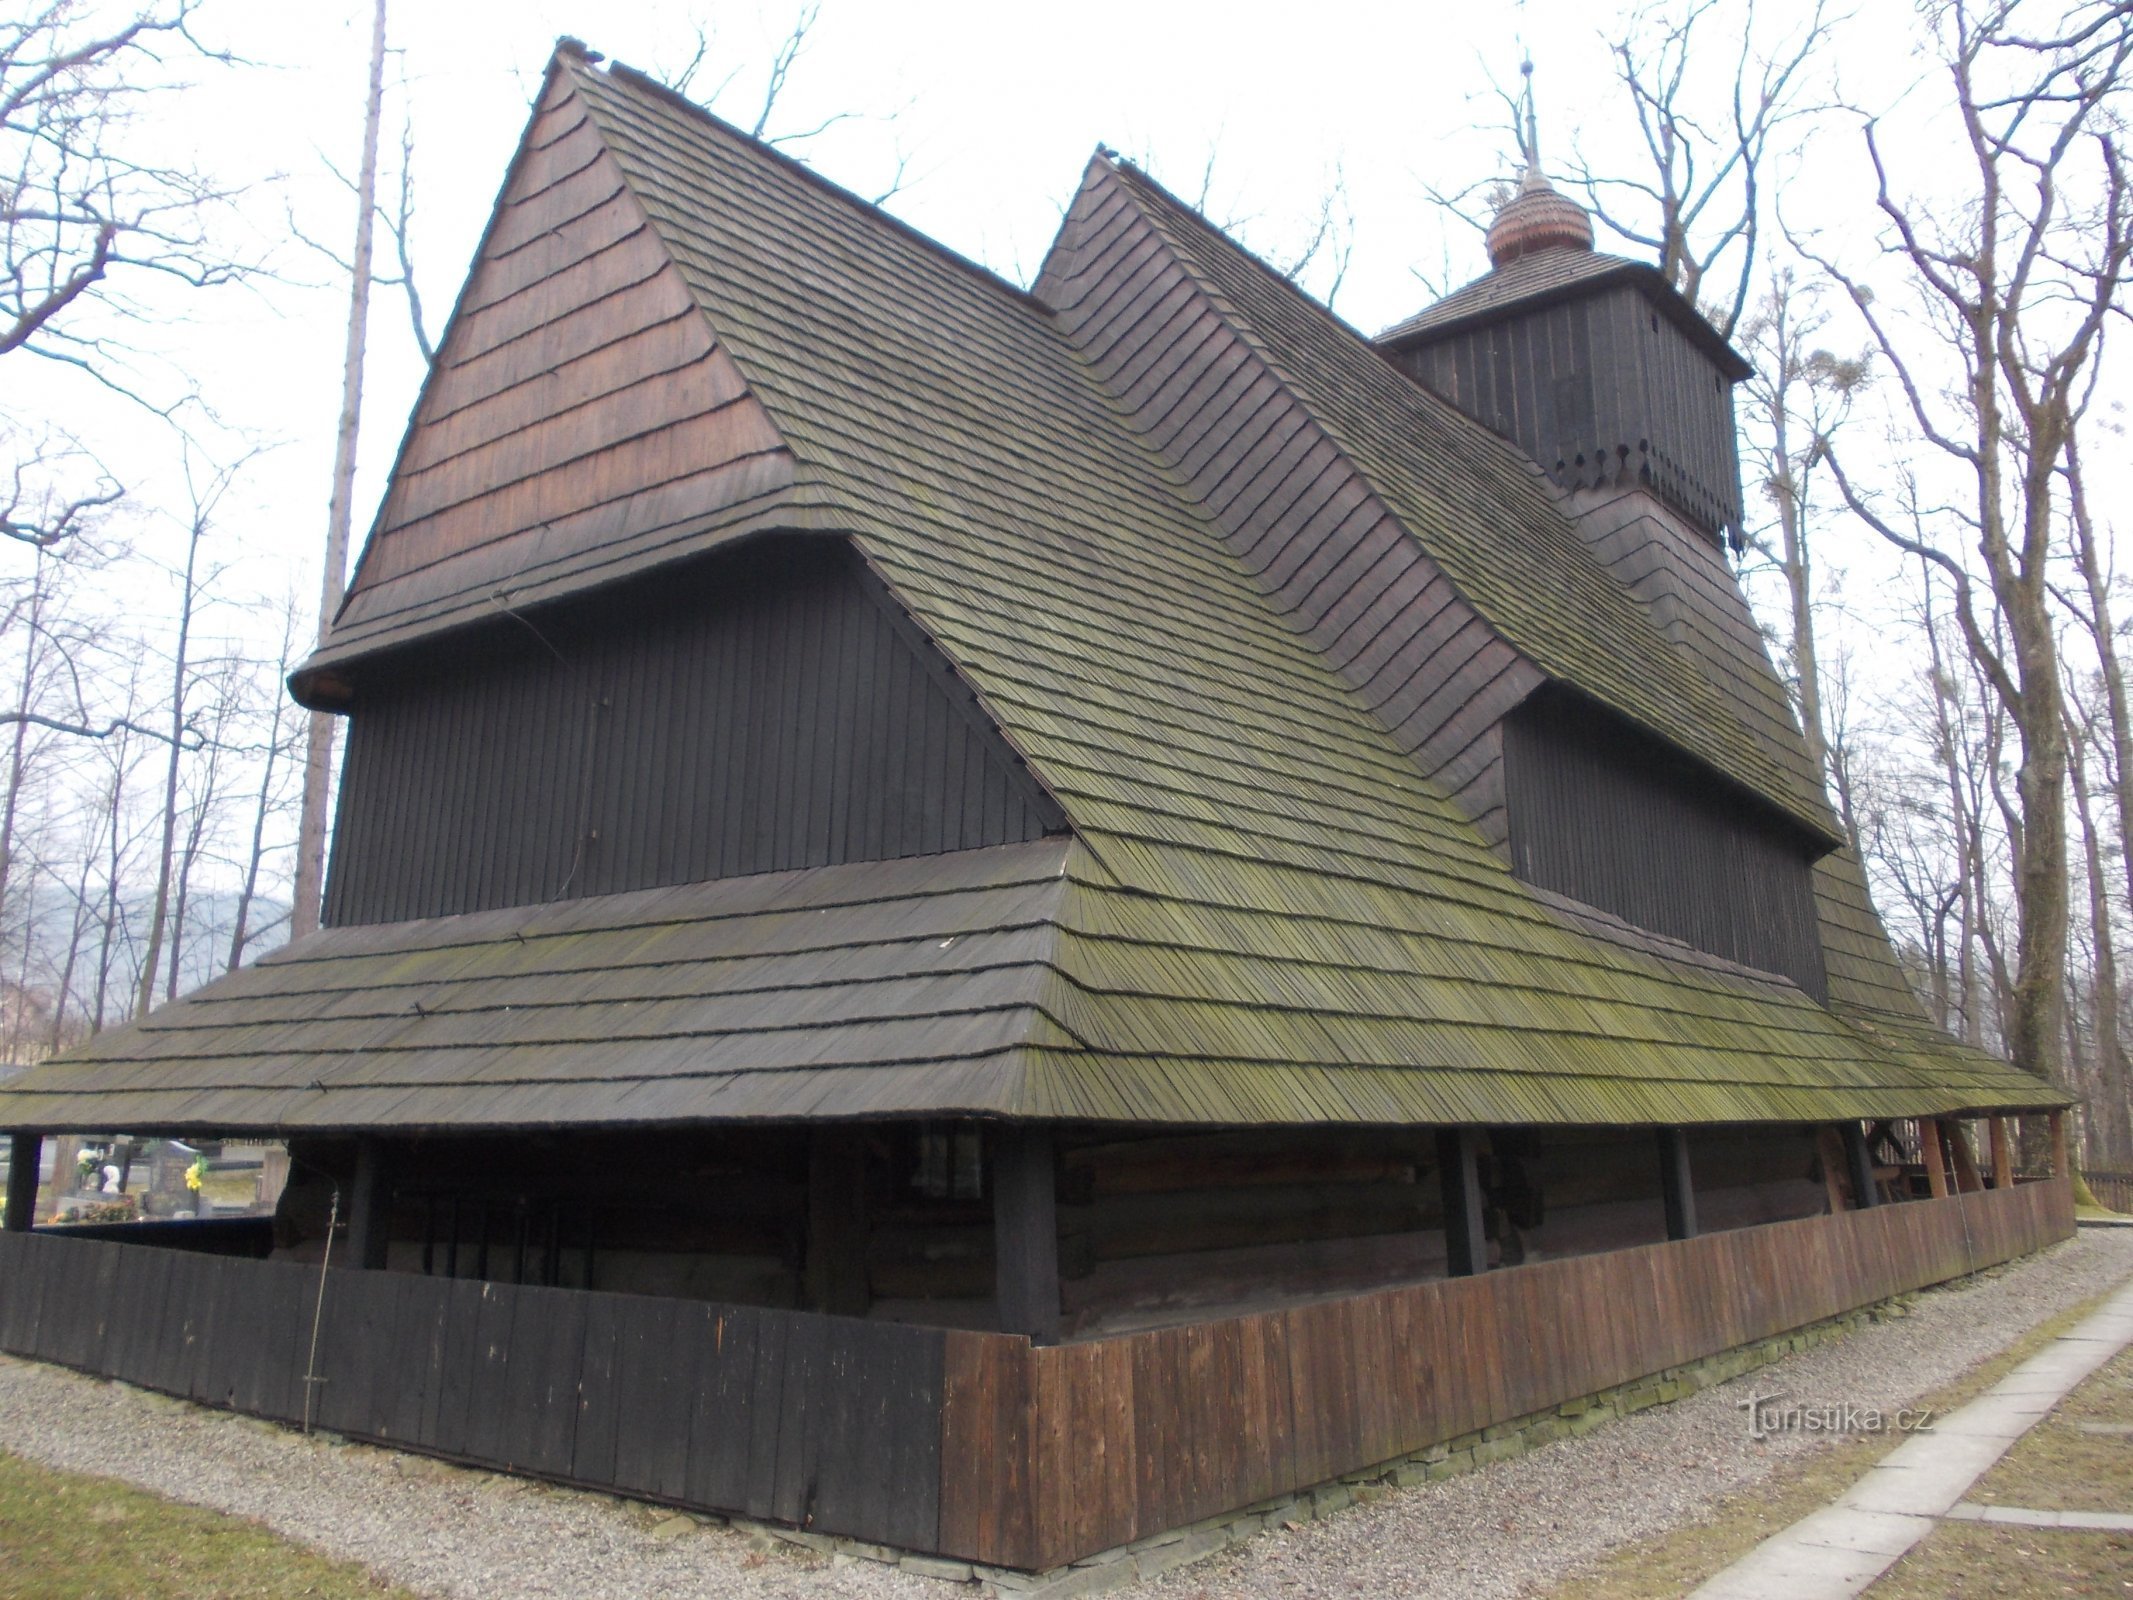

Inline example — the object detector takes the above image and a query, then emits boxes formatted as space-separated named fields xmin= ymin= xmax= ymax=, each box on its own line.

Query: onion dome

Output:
xmin=1485 ymin=166 xmax=1594 ymax=268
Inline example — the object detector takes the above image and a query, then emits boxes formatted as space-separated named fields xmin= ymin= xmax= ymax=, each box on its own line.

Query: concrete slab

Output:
xmin=1691 ymin=1533 xmax=1894 ymax=1600
xmin=1787 ymin=1506 xmax=1937 ymax=1558
xmin=1947 ymin=1502 xmax=2133 ymax=1532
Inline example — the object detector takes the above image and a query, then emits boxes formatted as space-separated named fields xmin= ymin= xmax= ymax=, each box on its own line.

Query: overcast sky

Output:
xmin=27 ymin=0 xmax=2035 ymax=686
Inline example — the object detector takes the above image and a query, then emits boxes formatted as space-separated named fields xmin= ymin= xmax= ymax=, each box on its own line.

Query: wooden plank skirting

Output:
xmin=0 ymin=1179 xmax=2071 ymax=1569
xmin=933 ymin=1178 xmax=2073 ymax=1569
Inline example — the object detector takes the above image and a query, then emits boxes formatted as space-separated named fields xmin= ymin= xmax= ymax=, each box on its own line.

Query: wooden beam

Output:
xmin=1842 ymin=1122 xmax=1878 ymax=1209
xmin=4 ymin=1133 xmax=39 ymax=1232
xmin=1815 ymin=1128 xmax=1850 ymax=1214
xmin=1657 ymin=1127 xmax=1698 ymax=1240
xmin=1946 ymin=1122 xmax=1984 ymax=1194
xmin=1437 ymin=1128 xmax=1486 ymax=1275
xmin=2050 ymin=1110 xmax=2070 ymax=1179
xmin=1990 ymin=1116 xmax=2014 ymax=1189
xmin=993 ymin=1123 xmax=1061 ymax=1344
xmin=1922 ymin=1119 xmax=1950 ymax=1199
xmin=345 ymin=1138 xmax=391 ymax=1270
xmin=805 ymin=1126 xmax=871 ymax=1317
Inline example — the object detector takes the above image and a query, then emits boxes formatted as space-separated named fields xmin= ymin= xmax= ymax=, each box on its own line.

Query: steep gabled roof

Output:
xmin=0 ymin=48 xmax=2063 ymax=1134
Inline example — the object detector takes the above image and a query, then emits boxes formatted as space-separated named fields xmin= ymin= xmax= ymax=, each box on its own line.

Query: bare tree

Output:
xmin=290 ymin=0 xmax=387 ymax=943
xmin=1736 ymin=268 xmax=1870 ymax=780
xmin=1811 ymin=0 xmax=2133 ymax=1086
xmin=0 ymin=0 xmax=243 ymax=391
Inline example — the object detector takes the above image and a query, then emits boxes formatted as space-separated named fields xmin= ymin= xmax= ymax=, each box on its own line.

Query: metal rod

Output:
xmin=300 ymin=1185 xmax=339 ymax=1435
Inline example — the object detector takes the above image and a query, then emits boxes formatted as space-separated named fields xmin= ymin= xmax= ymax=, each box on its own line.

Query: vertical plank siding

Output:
xmin=1394 ymin=285 xmax=1745 ymax=544
xmin=326 ymin=540 xmax=1062 ymax=925
xmin=943 ymin=1178 xmax=2071 ymax=1569
xmin=0 ymin=1181 xmax=2070 ymax=1570
xmin=1503 ymin=688 xmax=1828 ymax=999
xmin=0 ymin=1233 xmax=947 ymax=1551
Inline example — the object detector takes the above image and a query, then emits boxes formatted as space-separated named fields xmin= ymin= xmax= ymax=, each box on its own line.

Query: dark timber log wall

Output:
xmin=0 ymin=1180 xmax=2071 ymax=1569
xmin=326 ymin=539 xmax=1062 ymax=925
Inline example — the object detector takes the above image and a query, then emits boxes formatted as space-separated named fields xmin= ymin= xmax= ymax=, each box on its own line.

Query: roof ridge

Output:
xmin=586 ymin=55 xmax=1050 ymax=313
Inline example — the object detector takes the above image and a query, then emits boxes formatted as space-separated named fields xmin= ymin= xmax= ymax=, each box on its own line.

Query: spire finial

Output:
xmin=1485 ymin=55 xmax=1595 ymax=268
xmin=1520 ymin=57 xmax=1540 ymax=175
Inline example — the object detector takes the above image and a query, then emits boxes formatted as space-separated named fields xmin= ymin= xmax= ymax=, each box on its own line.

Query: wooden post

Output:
xmin=1657 ymin=1127 xmax=1698 ymax=1240
xmin=2050 ymin=1110 xmax=2069 ymax=1179
xmin=993 ymin=1123 xmax=1060 ymax=1344
xmin=1842 ymin=1122 xmax=1878 ymax=1209
xmin=1922 ymin=1119 xmax=1950 ymax=1198
xmin=4 ymin=1133 xmax=39 ymax=1232
xmin=345 ymin=1138 xmax=391 ymax=1270
xmin=1945 ymin=1122 xmax=1984 ymax=1193
xmin=1437 ymin=1128 xmax=1486 ymax=1276
xmin=1990 ymin=1117 xmax=2014 ymax=1189
xmin=805 ymin=1127 xmax=871 ymax=1317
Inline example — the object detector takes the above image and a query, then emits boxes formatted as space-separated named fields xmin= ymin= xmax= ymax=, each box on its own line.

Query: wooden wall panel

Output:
xmin=935 ymin=1177 xmax=2071 ymax=1569
xmin=325 ymin=539 xmax=1062 ymax=925
xmin=1394 ymin=286 xmax=1745 ymax=542
xmin=1503 ymin=687 xmax=1827 ymax=998
xmin=0 ymin=1229 xmax=947 ymax=1555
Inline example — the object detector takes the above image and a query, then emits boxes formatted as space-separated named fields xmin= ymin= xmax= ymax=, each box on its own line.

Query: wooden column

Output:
xmin=345 ymin=1138 xmax=391 ymax=1271
xmin=992 ymin=1123 xmax=1060 ymax=1344
xmin=1922 ymin=1119 xmax=1950 ymax=1198
xmin=1989 ymin=1116 xmax=2014 ymax=1189
xmin=1657 ymin=1127 xmax=1698 ymax=1240
xmin=4 ymin=1133 xmax=39 ymax=1232
xmin=1437 ymin=1128 xmax=1486 ymax=1277
xmin=1842 ymin=1122 xmax=1878 ymax=1209
xmin=805 ymin=1126 xmax=871 ymax=1317
xmin=2050 ymin=1110 xmax=2070 ymax=1179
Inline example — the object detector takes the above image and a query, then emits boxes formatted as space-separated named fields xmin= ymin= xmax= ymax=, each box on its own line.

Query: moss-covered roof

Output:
xmin=0 ymin=49 xmax=2065 ymax=1133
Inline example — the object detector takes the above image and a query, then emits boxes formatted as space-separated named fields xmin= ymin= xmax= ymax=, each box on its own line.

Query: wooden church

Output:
xmin=0 ymin=42 xmax=2074 ymax=1572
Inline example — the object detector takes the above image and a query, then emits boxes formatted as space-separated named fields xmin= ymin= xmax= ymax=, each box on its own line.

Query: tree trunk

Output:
xmin=134 ymin=515 xmax=202 ymax=1020
xmin=2070 ymin=713 xmax=2133 ymax=1165
xmin=291 ymin=0 xmax=388 ymax=942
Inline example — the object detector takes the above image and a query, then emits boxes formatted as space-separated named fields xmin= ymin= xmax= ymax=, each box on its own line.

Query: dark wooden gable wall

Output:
xmin=1503 ymin=689 xmax=1827 ymax=999
xmin=1035 ymin=162 xmax=1545 ymax=850
xmin=324 ymin=70 xmax=795 ymax=666
xmin=1391 ymin=283 xmax=1745 ymax=543
xmin=324 ymin=540 xmax=1065 ymax=926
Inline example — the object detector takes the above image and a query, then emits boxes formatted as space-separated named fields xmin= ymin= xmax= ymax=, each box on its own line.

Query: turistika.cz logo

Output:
xmin=1739 ymin=1390 xmax=1937 ymax=1441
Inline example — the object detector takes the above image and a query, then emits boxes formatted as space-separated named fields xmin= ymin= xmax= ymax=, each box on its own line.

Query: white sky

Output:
xmin=26 ymin=0 xmax=2106 ymax=729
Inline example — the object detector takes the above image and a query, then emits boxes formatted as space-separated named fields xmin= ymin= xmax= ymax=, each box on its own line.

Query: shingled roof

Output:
xmin=0 ymin=47 xmax=2065 ymax=1135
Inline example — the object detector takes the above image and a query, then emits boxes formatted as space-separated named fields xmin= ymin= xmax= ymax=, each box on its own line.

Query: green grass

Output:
xmin=0 ymin=1448 xmax=417 ymax=1600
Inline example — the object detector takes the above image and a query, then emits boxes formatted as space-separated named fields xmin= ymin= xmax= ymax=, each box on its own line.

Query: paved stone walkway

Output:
xmin=1687 ymin=1279 xmax=2133 ymax=1599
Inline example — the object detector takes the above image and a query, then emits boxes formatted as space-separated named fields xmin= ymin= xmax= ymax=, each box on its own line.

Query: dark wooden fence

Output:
xmin=0 ymin=1233 xmax=945 ymax=1550
xmin=0 ymin=1179 xmax=2072 ymax=1569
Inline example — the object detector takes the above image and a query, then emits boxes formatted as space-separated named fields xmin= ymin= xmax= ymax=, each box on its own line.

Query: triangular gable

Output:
xmin=305 ymin=63 xmax=797 ymax=681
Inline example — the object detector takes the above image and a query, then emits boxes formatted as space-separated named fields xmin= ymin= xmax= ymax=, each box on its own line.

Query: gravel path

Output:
xmin=2 ymin=1232 xmax=2127 ymax=1600
xmin=0 ymin=1358 xmax=937 ymax=1600
xmin=1134 ymin=1229 xmax=2133 ymax=1600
